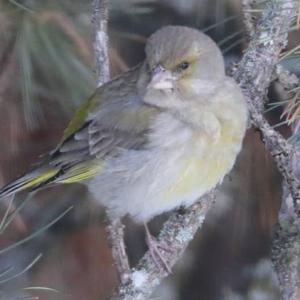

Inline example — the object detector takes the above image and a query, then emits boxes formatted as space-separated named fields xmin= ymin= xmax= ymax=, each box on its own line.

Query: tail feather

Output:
xmin=0 ymin=167 xmax=60 ymax=200
xmin=0 ymin=158 xmax=103 ymax=200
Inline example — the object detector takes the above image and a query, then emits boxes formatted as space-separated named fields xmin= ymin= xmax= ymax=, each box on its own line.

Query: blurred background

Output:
xmin=0 ymin=0 xmax=299 ymax=299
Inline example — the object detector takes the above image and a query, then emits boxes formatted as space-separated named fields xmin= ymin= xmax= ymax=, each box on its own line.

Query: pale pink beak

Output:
xmin=148 ymin=64 xmax=174 ymax=90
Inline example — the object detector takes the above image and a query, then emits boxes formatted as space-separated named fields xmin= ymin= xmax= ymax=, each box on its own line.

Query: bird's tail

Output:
xmin=0 ymin=166 xmax=60 ymax=200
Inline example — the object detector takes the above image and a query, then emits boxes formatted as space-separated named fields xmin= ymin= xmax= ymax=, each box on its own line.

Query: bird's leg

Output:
xmin=144 ymin=223 xmax=172 ymax=274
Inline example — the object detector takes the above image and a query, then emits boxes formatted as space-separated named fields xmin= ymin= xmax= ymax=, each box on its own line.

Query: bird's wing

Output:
xmin=0 ymin=65 xmax=157 ymax=198
xmin=48 ymin=68 xmax=158 ymax=183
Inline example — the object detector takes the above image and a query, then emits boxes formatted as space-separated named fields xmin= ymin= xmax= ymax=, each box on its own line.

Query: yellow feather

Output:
xmin=164 ymin=118 xmax=244 ymax=201
xmin=60 ymin=90 xmax=98 ymax=143
xmin=21 ymin=169 xmax=59 ymax=189
xmin=58 ymin=161 xmax=104 ymax=184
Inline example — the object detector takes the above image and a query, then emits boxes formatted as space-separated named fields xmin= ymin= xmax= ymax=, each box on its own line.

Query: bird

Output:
xmin=0 ymin=26 xmax=247 ymax=270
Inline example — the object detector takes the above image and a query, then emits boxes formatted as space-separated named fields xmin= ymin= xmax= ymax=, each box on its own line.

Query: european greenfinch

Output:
xmin=0 ymin=26 xmax=247 ymax=223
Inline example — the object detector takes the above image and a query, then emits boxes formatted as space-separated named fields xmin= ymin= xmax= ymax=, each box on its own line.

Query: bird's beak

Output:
xmin=148 ymin=64 xmax=174 ymax=90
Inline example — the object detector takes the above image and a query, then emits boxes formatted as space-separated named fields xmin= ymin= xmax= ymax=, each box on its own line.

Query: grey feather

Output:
xmin=48 ymin=63 xmax=158 ymax=172
xmin=59 ymin=139 xmax=88 ymax=152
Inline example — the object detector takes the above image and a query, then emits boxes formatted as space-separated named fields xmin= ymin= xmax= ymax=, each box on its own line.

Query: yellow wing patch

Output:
xmin=22 ymin=168 xmax=59 ymax=190
xmin=58 ymin=160 xmax=104 ymax=184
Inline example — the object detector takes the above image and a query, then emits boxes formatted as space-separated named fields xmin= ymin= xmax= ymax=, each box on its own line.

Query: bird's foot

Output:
xmin=144 ymin=224 xmax=172 ymax=274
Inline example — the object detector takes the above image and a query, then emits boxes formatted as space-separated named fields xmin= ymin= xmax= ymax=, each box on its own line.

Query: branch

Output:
xmin=242 ymin=0 xmax=256 ymax=39
xmin=107 ymin=218 xmax=130 ymax=277
xmin=91 ymin=0 xmax=130 ymax=279
xmin=234 ymin=1 xmax=300 ymax=299
xmin=234 ymin=0 xmax=300 ymax=214
xmin=92 ymin=0 xmax=110 ymax=86
xmin=297 ymin=0 xmax=300 ymax=30
xmin=272 ymin=66 xmax=300 ymax=300
xmin=272 ymin=214 xmax=300 ymax=300
xmin=113 ymin=193 xmax=215 ymax=300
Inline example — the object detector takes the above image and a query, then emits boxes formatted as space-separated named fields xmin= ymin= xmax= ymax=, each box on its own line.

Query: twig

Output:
xmin=91 ymin=0 xmax=129 ymax=279
xmin=234 ymin=0 xmax=300 ymax=213
xmin=92 ymin=0 xmax=110 ymax=86
xmin=297 ymin=0 xmax=300 ymax=30
xmin=235 ymin=1 xmax=300 ymax=299
xmin=272 ymin=65 xmax=300 ymax=300
xmin=271 ymin=224 xmax=300 ymax=300
xmin=275 ymin=64 xmax=299 ymax=91
xmin=113 ymin=193 xmax=215 ymax=300
xmin=242 ymin=0 xmax=256 ymax=39
xmin=107 ymin=218 xmax=130 ymax=278
xmin=276 ymin=66 xmax=300 ymax=128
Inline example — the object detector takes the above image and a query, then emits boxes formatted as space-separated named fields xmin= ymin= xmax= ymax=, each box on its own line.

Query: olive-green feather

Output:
xmin=0 ymin=167 xmax=60 ymax=199
xmin=61 ymin=89 xmax=99 ymax=143
xmin=54 ymin=159 xmax=104 ymax=184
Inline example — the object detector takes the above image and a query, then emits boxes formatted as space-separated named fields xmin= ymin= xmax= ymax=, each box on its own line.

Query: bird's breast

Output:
xmin=90 ymin=109 xmax=247 ymax=223
xmin=162 ymin=117 xmax=245 ymax=206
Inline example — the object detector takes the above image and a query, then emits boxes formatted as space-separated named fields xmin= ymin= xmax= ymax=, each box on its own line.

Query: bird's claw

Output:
xmin=144 ymin=224 xmax=172 ymax=274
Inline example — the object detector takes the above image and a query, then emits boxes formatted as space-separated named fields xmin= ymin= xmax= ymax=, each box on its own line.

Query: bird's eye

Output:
xmin=177 ymin=61 xmax=189 ymax=72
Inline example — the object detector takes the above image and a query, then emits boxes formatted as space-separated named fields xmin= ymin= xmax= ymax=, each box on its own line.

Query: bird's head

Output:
xmin=143 ymin=26 xmax=225 ymax=107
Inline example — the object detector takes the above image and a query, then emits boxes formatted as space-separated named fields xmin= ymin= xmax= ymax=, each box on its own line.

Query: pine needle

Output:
xmin=202 ymin=16 xmax=238 ymax=33
xmin=8 ymin=0 xmax=34 ymax=13
xmin=0 ymin=206 xmax=73 ymax=255
xmin=0 ymin=254 xmax=42 ymax=284
xmin=0 ymin=195 xmax=31 ymax=234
